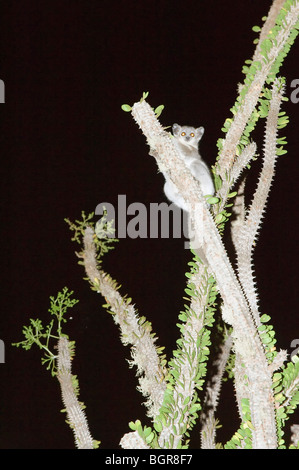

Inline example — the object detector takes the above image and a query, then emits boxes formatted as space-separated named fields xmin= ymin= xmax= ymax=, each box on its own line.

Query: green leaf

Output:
xmin=258 ymin=324 xmax=267 ymax=332
xmin=272 ymin=372 xmax=282 ymax=383
xmin=143 ymin=426 xmax=152 ymax=438
xmin=260 ymin=314 xmax=271 ymax=323
xmin=276 ymin=146 xmax=287 ymax=156
xmin=153 ymin=421 xmax=163 ymax=433
xmin=183 ymin=396 xmax=191 ymax=406
xmin=215 ymin=213 xmax=226 ymax=224
xmin=129 ymin=421 xmax=137 ymax=430
xmin=184 ymin=288 xmax=195 ymax=297
xmin=260 ymin=333 xmax=272 ymax=344
xmin=154 ymin=105 xmax=164 ymax=117
xmin=121 ymin=104 xmax=132 ymax=112
xmin=145 ymin=432 xmax=155 ymax=444
xmin=206 ymin=196 xmax=219 ymax=204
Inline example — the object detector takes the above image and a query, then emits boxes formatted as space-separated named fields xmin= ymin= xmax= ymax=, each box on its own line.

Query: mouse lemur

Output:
xmin=163 ymin=123 xmax=214 ymax=211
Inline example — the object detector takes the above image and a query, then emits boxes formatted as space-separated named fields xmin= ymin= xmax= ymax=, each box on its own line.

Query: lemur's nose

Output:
xmin=185 ymin=136 xmax=190 ymax=141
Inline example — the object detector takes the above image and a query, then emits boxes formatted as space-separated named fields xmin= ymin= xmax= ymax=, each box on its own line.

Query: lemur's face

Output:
xmin=172 ymin=123 xmax=204 ymax=148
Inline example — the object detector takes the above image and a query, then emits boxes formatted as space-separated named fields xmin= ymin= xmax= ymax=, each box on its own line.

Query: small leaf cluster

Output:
xmin=65 ymin=210 xmax=118 ymax=264
xmin=65 ymin=211 xmax=94 ymax=244
xmin=152 ymin=254 xmax=218 ymax=448
xmin=136 ymin=315 xmax=167 ymax=369
xmin=211 ymin=190 xmax=238 ymax=233
xmin=216 ymin=0 xmax=298 ymax=159
xmin=121 ymin=91 xmax=164 ymax=117
xmin=216 ymin=73 xmax=259 ymax=157
xmin=215 ymin=78 xmax=288 ymax=236
xmin=153 ymin=386 xmax=201 ymax=449
xmin=257 ymin=313 xmax=278 ymax=364
xmin=264 ymin=1 xmax=299 ymax=83
xmin=224 ymin=398 xmax=253 ymax=449
xmin=94 ymin=209 xmax=119 ymax=259
xmin=258 ymin=83 xmax=289 ymax=156
xmin=273 ymin=355 xmax=299 ymax=448
xmin=128 ymin=420 xmax=157 ymax=447
xmin=12 ymin=287 xmax=78 ymax=376
xmin=250 ymin=2 xmax=299 ymax=83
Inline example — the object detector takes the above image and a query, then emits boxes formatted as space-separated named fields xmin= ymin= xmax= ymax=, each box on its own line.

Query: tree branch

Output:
xmin=217 ymin=0 xmax=299 ymax=175
xmin=234 ymin=79 xmax=284 ymax=325
xmin=82 ymin=226 xmax=167 ymax=418
xmin=57 ymin=337 xmax=94 ymax=449
xmin=131 ymin=99 xmax=277 ymax=448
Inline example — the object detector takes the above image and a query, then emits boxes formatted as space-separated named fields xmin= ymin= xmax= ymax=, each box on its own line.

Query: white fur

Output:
xmin=163 ymin=123 xmax=214 ymax=211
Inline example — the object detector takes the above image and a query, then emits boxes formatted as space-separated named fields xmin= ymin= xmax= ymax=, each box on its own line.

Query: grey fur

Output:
xmin=163 ymin=124 xmax=215 ymax=211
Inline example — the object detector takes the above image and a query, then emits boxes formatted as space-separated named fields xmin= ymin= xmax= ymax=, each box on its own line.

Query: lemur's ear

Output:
xmin=196 ymin=126 xmax=205 ymax=140
xmin=172 ymin=123 xmax=181 ymax=136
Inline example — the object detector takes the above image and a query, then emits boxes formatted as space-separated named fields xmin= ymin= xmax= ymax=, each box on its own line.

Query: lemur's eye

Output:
xmin=190 ymin=133 xmax=195 ymax=137
xmin=181 ymin=132 xmax=186 ymax=136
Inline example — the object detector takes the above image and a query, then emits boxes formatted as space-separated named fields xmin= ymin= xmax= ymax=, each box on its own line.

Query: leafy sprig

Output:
xmin=13 ymin=287 xmax=78 ymax=376
xmin=224 ymin=398 xmax=253 ymax=449
xmin=65 ymin=210 xmax=118 ymax=264
xmin=121 ymin=91 xmax=164 ymax=117
xmin=273 ymin=355 xmax=299 ymax=448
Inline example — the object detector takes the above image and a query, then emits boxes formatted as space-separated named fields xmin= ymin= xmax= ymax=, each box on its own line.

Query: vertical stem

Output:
xmin=57 ymin=337 xmax=94 ymax=449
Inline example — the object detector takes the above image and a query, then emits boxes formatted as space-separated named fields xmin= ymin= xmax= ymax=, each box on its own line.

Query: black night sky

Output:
xmin=0 ymin=0 xmax=298 ymax=449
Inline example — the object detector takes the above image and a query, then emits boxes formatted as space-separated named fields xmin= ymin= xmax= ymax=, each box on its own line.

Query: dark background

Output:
xmin=0 ymin=0 xmax=298 ymax=449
